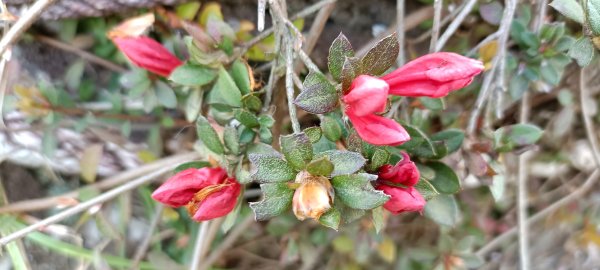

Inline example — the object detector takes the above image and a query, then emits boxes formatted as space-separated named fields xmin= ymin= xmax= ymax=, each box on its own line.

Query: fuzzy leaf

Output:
xmin=321 ymin=116 xmax=342 ymax=142
xmin=223 ymin=126 xmax=240 ymax=154
xmin=196 ymin=115 xmax=224 ymax=154
xmin=233 ymin=108 xmax=260 ymax=128
xmin=306 ymin=157 xmax=334 ymax=176
xmin=332 ymin=173 xmax=390 ymax=210
xmin=493 ymin=123 xmax=544 ymax=152
xmin=242 ymin=94 xmax=262 ymax=113
xmin=230 ymin=59 xmax=251 ymax=95
xmin=372 ymin=206 xmax=385 ymax=234
xmin=169 ymin=63 xmax=216 ymax=86
xmin=367 ymin=148 xmax=390 ymax=172
xmin=250 ymin=183 xmax=294 ymax=221
xmin=430 ymin=129 xmax=465 ymax=154
xmin=549 ymin=0 xmax=584 ymax=24
xmin=207 ymin=66 xmax=242 ymax=107
xmin=174 ymin=161 xmax=211 ymax=172
xmin=294 ymin=72 xmax=338 ymax=114
xmin=568 ymin=37 xmax=595 ymax=67
xmin=424 ymin=194 xmax=461 ymax=227
xmin=414 ymin=178 xmax=440 ymax=200
xmin=303 ymin=127 xmax=322 ymax=143
xmin=280 ymin=133 xmax=313 ymax=171
xmin=250 ymin=154 xmax=296 ymax=183
xmin=425 ymin=162 xmax=460 ymax=194
xmin=587 ymin=0 xmax=600 ymax=34
xmin=328 ymin=33 xmax=355 ymax=81
xmin=361 ymin=33 xmax=399 ymax=76
xmin=316 ymin=150 xmax=366 ymax=176
xmin=319 ymin=207 xmax=341 ymax=230
xmin=340 ymin=56 xmax=362 ymax=92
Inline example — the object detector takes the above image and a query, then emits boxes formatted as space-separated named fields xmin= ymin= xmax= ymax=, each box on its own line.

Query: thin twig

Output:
xmin=0 ymin=0 xmax=57 ymax=56
xmin=257 ymin=0 xmax=267 ymax=32
xmin=198 ymin=215 xmax=255 ymax=270
xmin=396 ymin=0 xmax=405 ymax=65
xmin=429 ymin=0 xmax=443 ymax=53
xmin=580 ymin=66 xmax=600 ymax=168
xmin=298 ymin=50 xmax=319 ymax=73
xmin=0 ymin=152 xmax=199 ymax=214
xmin=435 ymin=0 xmax=477 ymax=52
xmin=130 ymin=204 xmax=164 ymax=269
xmin=285 ymin=34 xmax=301 ymax=133
xmin=476 ymin=169 xmax=600 ymax=257
xmin=517 ymin=92 xmax=531 ymax=270
xmin=35 ymin=35 xmax=127 ymax=72
xmin=467 ymin=0 xmax=517 ymax=135
xmin=0 ymin=164 xmax=182 ymax=247
xmin=190 ymin=221 xmax=211 ymax=270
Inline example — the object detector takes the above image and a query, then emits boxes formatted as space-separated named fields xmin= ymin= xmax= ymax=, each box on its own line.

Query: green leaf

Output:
xmin=242 ymin=94 xmax=262 ymax=113
xmin=196 ymin=115 xmax=224 ymax=154
xmin=568 ymin=37 xmax=595 ymax=67
xmin=249 ymin=183 xmax=294 ymax=220
xmin=223 ymin=126 xmax=240 ymax=154
xmin=185 ymin=89 xmax=203 ymax=122
xmin=238 ymin=125 xmax=256 ymax=144
xmin=493 ymin=123 xmax=544 ymax=152
xmin=258 ymin=115 xmax=275 ymax=128
xmin=587 ymin=0 xmax=600 ymax=34
xmin=259 ymin=125 xmax=273 ymax=144
xmin=319 ymin=207 xmax=341 ymax=230
xmin=306 ymin=157 xmax=334 ymax=176
xmin=176 ymin=2 xmax=201 ymax=20
xmin=372 ymin=206 xmax=385 ymax=234
xmin=294 ymin=72 xmax=338 ymax=114
xmin=65 ymin=59 xmax=85 ymax=90
xmin=316 ymin=150 xmax=366 ymax=176
xmin=340 ymin=56 xmax=362 ymax=92
xmin=366 ymin=148 xmax=390 ymax=172
xmin=361 ymin=33 xmax=399 ymax=76
xmin=304 ymin=127 xmax=322 ymax=143
xmin=414 ymin=178 xmax=440 ymax=200
xmin=280 ymin=133 xmax=313 ymax=171
xmin=250 ymin=154 xmax=296 ymax=183
xmin=430 ymin=129 xmax=465 ymax=154
xmin=230 ymin=59 xmax=251 ymax=95
xmin=321 ymin=116 xmax=342 ymax=142
xmin=332 ymin=174 xmax=389 ymax=210
xmin=425 ymin=162 xmax=460 ymax=194
xmin=424 ymin=195 xmax=460 ymax=227
xmin=154 ymin=81 xmax=177 ymax=108
xmin=328 ymin=33 xmax=355 ymax=81
xmin=233 ymin=108 xmax=260 ymax=128
xmin=174 ymin=161 xmax=211 ymax=172
xmin=246 ymin=142 xmax=279 ymax=156
xmin=207 ymin=67 xmax=242 ymax=107
xmin=169 ymin=63 xmax=217 ymax=86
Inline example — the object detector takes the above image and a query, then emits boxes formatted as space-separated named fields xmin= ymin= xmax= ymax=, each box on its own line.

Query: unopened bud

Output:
xmin=292 ymin=171 xmax=334 ymax=220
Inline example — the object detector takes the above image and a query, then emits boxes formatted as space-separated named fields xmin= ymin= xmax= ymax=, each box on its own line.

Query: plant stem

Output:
xmin=435 ymin=0 xmax=477 ymax=52
xmin=190 ymin=221 xmax=211 ymax=270
xmin=429 ymin=0 xmax=443 ymax=53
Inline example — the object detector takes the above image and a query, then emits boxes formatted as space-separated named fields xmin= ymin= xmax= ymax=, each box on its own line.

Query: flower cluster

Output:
xmin=376 ymin=152 xmax=425 ymax=214
xmin=151 ymin=167 xmax=241 ymax=221
xmin=343 ymin=52 xmax=484 ymax=146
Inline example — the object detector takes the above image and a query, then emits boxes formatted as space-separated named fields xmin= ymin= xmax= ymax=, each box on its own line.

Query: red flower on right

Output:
xmin=376 ymin=152 xmax=425 ymax=214
xmin=343 ymin=52 xmax=484 ymax=146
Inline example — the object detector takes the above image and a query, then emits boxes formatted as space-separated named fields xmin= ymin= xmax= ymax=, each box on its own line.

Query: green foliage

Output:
xmin=196 ymin=115 xmax=224 ymax=154
xmin=494 ymin=123 xmax=544 ymax=152
xmin=249 ymin=154 xmax=296 ymax=183
xmin=294 ymin=72 xmax=338 ymax=114
xmin=328 ymin=33 xmax=355 ymax=81
xmin=249 ymin=183 xmax=295 ymax=221
xmin=331 ymin=174 xmax=389 ymax=210
xmin=315 ymin=150 xmax=366 ymax=176
xmin=361 ymin=33 xmax=399 ymax=76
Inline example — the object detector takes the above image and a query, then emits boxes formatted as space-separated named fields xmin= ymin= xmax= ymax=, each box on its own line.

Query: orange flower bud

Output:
xmin=292 ymin=171 xmax=334 ymax=220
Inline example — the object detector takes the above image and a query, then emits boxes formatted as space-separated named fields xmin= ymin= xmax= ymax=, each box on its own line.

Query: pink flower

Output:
xmin=378 ymin=152 xmax=420 ymax=187
xmin=381 ymin=52 xmax=484 ymax=98
xmin=152 ymin=167 xmax=241 ymax=221
xmin=343 ymin=75 xmax=409 ymax=146
xmin=112 ymin=36 xmax=182 ymax=77
xmin=343 ymin=52 xmax=483 ymax=146
xmin=377 ymin=185 xmax=426 ymax=214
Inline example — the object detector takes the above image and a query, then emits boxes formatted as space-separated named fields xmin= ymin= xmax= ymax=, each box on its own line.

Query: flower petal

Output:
xmin=151 ymin=167 xmax=227 ymax=207
xmin=113 ymin=36 xmax=182 ymax=77
xmin=347 ymin=111 xmax=410 ymax=146
xmin=377 ymin=185 xmax=425 ymax=214
xmin=343 ymin=75 xmax=389 ymax=116
xmin=191 ymin=179 xmax=241 ymax=221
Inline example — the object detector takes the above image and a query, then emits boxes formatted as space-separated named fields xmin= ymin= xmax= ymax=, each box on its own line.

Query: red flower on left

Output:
xmin=113 ymin=36 xmax=182 ymax=77
xmin=152 ymin=167 xmax=241 ymax=221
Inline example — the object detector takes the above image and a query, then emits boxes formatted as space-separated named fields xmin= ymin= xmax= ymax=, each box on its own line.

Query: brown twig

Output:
xmin=0 ymin=152 xmax=199 ymax=214
xmin=34 ymin=35 xmax=127 ymax=72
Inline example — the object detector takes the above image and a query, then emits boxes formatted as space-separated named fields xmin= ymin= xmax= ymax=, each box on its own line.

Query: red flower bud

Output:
xmin=346 ymin=110 xmax=410 ymax=146
xmin=112 ymin=36 xmax=182 ymax=77
xmin=378 ymin=152 xmax=420 ymax=186
xmin=152 ymin=167 xmax=241 ymax=221
xmin=377 ymin=185 xmax=425 ymax=214
xmin=343 ymin=75 xmax=389 ymax=117
xmin=381 ymin=52 xmax=484 ymax=98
